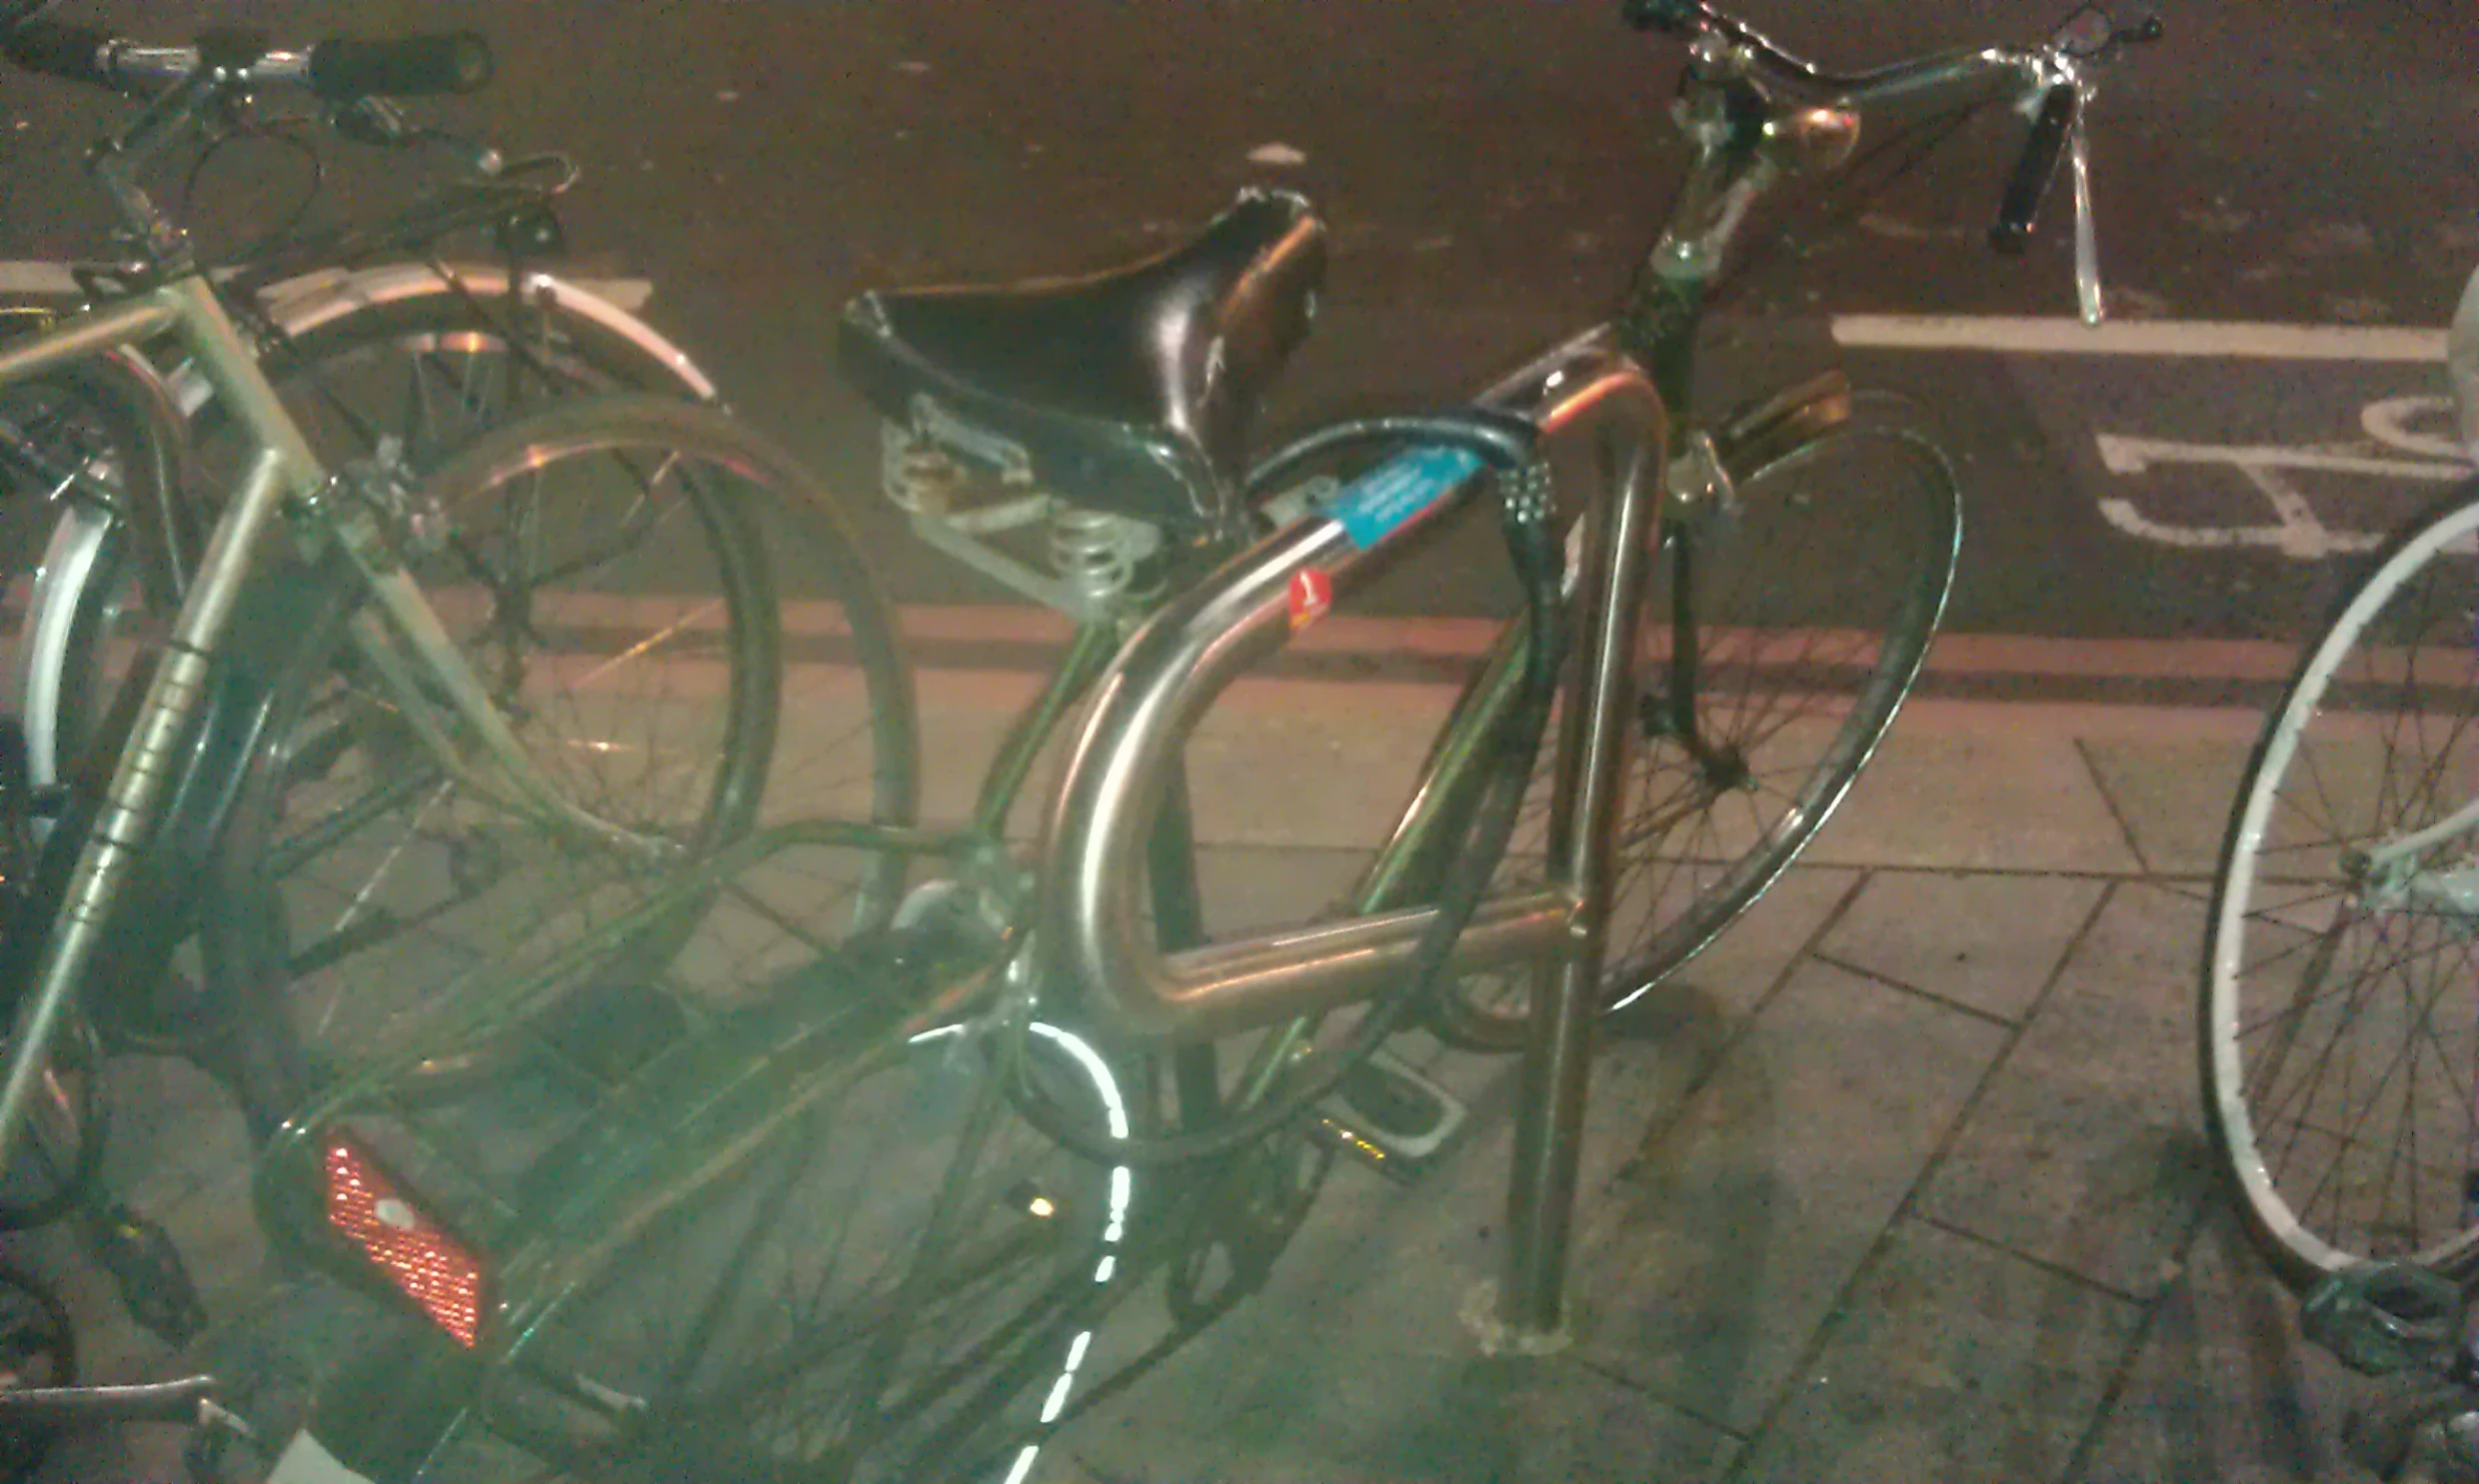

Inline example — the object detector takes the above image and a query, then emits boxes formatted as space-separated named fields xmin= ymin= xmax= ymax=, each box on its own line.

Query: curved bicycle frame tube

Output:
xmin=1041 ymin=336 xmax=1669 ymax=1043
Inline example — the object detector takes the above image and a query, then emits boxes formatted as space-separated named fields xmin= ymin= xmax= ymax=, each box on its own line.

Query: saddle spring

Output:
xmin=882 ymin=410 xmax=1163 ymax=618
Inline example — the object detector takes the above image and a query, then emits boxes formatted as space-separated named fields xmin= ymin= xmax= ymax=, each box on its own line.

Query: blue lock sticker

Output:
xmin=1320 ymin=446 xmax=1484 ymax=551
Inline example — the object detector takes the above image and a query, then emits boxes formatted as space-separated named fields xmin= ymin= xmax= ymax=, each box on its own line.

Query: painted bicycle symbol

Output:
xmin=2096 ymin=394 xmax=2473 ymax=559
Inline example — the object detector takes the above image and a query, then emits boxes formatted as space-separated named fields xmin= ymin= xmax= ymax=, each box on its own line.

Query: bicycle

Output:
xmin=0 ymin=7 xmax=774 ymax=1392
xmin=0 ymin=1 xmax=751 ymax=1261
xmin=2 ymin=11 xmax=724 ymax=814
xmin=223 ymin=4 xmax=2161 ymax=1480
xmin=0 ymin=18 xmax=894 ymax=1476
xmin=2201 ymin=251 xmax=2479 ymax=1290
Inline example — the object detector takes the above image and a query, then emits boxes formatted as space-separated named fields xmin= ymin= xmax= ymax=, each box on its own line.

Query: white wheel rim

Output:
xmin=2210 ymin=491 xmax=2479 ymax=1275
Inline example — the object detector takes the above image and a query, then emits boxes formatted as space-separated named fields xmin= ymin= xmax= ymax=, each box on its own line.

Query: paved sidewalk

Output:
xmin=22 ymin=672 xmax=2378 ymax=1483
xmin=1031 ymin=698 xmax=2365 ymax=1484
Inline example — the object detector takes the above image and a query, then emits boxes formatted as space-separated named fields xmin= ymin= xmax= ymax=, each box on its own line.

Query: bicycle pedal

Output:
xmin=80 ymin=1199 xmax=207 ymax=1349
xmin=1312 ymin=1050 xmax=1468 ymax=1184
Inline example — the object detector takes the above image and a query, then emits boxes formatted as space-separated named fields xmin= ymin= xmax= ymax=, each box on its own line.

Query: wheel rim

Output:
xmin=1448 ymin=415 xmax=1957 ymax=1043
xmin=2210 ymin=493 xmax=2479 ymax=1277
xmin=242 ymin=425 xmax=780 ymax=1055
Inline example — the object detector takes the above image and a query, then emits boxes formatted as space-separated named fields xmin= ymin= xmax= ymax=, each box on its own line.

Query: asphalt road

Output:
xmin=2 ymin=1 xmax=2474 ymax=646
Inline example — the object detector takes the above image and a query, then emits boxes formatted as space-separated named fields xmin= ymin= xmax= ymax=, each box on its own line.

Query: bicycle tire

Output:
xmin=2203 ymin=476 xmax=2479 ymax=1287
xmin=1431 ymin=390 xmax=1959 ymax=1050
xmin=0 ymin=365 xmax=142 ymax=1222
xmin=0 ymin=1012 xmax=105 ymax=1232
xmin=199 ymin=396 xmax=821 ymax=1133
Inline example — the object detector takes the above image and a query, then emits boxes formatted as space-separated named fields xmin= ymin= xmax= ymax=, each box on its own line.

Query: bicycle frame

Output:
xmin=1046 ymin=26 xmax=2057 ymax=1339
xmin=254 ymin=6 xmax=2086 ymax=1388
xmin=0 ymin=272 xmax=672 ymax=1171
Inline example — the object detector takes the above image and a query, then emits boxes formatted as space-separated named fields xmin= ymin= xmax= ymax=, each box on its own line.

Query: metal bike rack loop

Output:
xmin=1039 ymin=323 xmax=1670 ymax=1349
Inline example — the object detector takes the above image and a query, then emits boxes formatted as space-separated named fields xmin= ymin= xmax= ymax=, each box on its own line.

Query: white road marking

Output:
xmin=0 ymin=260 xmax=655 ymax=312
xmin=0 ymin=262 xmax=79 ymax=296
xmin=1834 ymin=314 xmax=2446 ymax=363
xmin=2092 ymin=394 xmax=2471 ymax=559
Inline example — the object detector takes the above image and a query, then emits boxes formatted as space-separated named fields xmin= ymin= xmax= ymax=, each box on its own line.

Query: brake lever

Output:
xmin=2068 ymin=96 xmax=2102 ymax=325
xmin=2044 ymin=10 xmax=2159 ymax=325
xmin=330 ymin=97 xmax=502 ymax=178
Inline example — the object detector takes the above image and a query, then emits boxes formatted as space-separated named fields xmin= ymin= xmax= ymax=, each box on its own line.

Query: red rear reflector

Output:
xmin=324 ymin=1134 xmax=488 ymax=1348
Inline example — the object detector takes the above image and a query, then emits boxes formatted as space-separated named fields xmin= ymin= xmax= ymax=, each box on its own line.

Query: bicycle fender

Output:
xmin=250 ymin=262 xmax=717 ymax=401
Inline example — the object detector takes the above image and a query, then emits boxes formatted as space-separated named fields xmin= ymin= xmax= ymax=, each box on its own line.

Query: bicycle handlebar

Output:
xmin=4 ymin=20 xmax=491 ymax=101
xmin=1623 ymin=0 xmax=2158 ymax=266
xmin=307 ymin=34 xmax=491 ymax=100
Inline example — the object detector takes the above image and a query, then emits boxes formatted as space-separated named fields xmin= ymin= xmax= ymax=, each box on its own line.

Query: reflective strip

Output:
xmin=265 ymin=1432 xmax=380 ymax=1484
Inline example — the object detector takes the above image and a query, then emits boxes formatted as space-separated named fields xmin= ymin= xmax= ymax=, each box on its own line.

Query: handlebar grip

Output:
xmin=2 ymin=19 xmax=113 ymax=88
xmin=1990 ymin=82 xmax=2078 ymax=256
xmin=305 ymin=32 xmax=492 ymax=101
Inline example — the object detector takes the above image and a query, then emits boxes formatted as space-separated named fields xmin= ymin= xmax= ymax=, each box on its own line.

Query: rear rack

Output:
xmin=253 ymin=816 xmax=976 ymax=1357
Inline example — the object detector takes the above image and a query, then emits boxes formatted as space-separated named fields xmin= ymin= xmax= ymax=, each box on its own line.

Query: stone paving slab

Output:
xmin=1914 ymin=882 xmax=2216 ymax=1303
xmin=1802 ymin=730 xmax=2144 ymax=875
xmin=1068 ymin=990 xmax=1744 ymax=1482
xmin=1570 ymin=959 xmax=2007 ymax=1435
xmin=1816 ymin=868 xmax=2110 ymax=1024
xmin=1734 ymin=1218 xmax=2147 ymax=1484
xmin=2078 ymin=738 xmax=2256 ymax=878
xmin=2078 ymin=1207 xmax=2363 ymax=1484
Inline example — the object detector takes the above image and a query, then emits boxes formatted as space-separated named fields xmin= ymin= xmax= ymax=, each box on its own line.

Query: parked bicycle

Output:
xmin=0 ymin=15 xmax=880 ymax=1477
xmin=2202 ymin=291 xmax=2479 ymax=1284
xmin=2206 ymin=253 xmax=2479 ymax=1480
xmin=0 ymin=4 xmax=729 ymax=1206
xmin=205 ymin=3 xmax=2162 ymax=1481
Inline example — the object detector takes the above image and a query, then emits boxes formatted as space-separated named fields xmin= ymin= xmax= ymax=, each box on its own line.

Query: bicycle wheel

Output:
xmin=309 ymin=1016 xmax=1141 ymax=1484
xmin=217 ymin=270 xmax=712 ymax=474
xmin=0 ymin=363 xmax=140 ymax=1216
xmin=1433 ymin=390 xmax=1959 ymax=1050
xmin=202 ymin=398 xmax=871 ymax=1127
xmin=12 ymin=272 xmax=711 ymax=811
xmin=2204 ymin=479 xmax=2479 ymax=1286
xmin=0 ymin=1012 xmax=105 ymax=1232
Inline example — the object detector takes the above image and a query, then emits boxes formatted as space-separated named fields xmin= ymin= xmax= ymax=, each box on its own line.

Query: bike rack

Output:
xmin=1040 ymin=322 xmax=1673 ymax=1348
